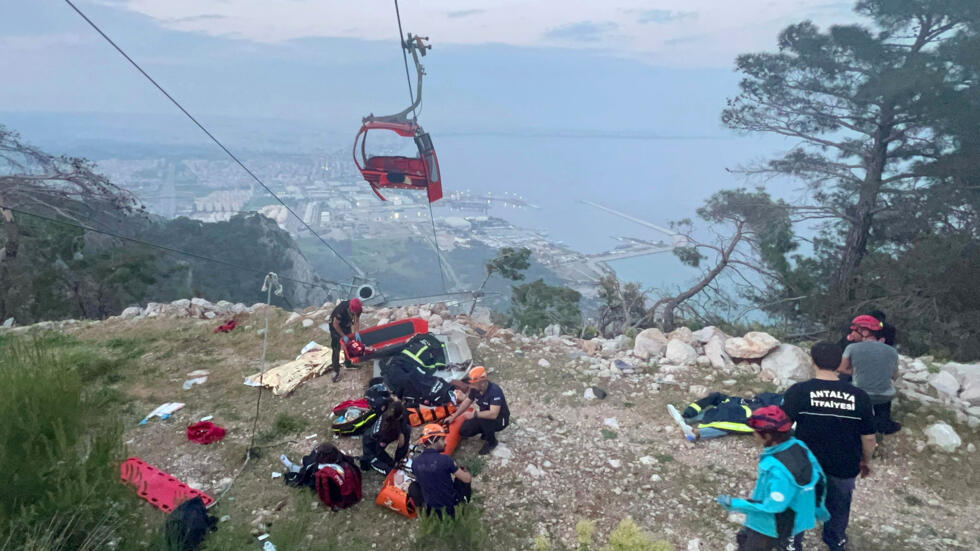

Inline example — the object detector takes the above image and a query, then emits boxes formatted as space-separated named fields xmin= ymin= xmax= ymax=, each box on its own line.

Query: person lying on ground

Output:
xmin=667 ymin=391 xmax=783 ymax=442
xmin=782 ymin=341 xmax=876 ymax=551
xmin=360 ymin=398 xmax=411 ymax=475
xmin=442 ymin=365 xmax=510 ymax=455
xmin=838 ymin=315 xmax=902 ymax=437
xmin=328 ymin=297 xmax=363 ymax=382
xmin=715 ymin=406 xmax=830 ymax=551
xmin=411 ymin=423 xmax=472 ymax=519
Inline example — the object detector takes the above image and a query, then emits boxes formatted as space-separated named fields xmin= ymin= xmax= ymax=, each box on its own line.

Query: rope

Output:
xmin=62 ymin=0 xmax=361 ymax=277
xmin=208 ymin=273 xmax=281 ymax=509
xmin=426 ymin=201 xmax=448 ymax=293
xmin=393 ymin=0 xmax=417 ymax=118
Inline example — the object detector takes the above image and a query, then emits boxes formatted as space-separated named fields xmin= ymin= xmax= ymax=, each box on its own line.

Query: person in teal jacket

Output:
xmin=716 ymin=405 xmax=830 ymax=551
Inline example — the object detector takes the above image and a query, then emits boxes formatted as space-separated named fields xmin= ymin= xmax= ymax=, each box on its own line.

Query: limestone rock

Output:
xmin=301 ymin=318 xmax=314 ymax=328
xmin=665 ymin=339 xmax=698 ymax=365
xmin=667 ymin=326 xmax=695 ymax=345
xmin=692 ymin=326 xmax=727 ymax=344
xmin=538 ymin=358 xmax=551 ymax=368
xmin=120 ymin=306 xmax=142 ymax=319
xmin=471 ymin=306 xmax=492 ymax=325
xmin=725 ymin=332 xmax=780 ymax=359
xmin=633 ymin=328 xmax=667 ymax=360
xmin=543 ymin=323 xmax=561 ymax=337
xmin=284 ymin=312 xmax=302 ymax=326
xmin=704 ymin=337 xmax=734 ymax=371
xmin=602 ymin=335 xmax=630 ymax=354
xmin=190 ymin=297 xmax=213 ymax=309
xmin=929 ymin=371 xmax=960 ymax=398
xmin=761 ymin=344 xmax=812 ymax=388
xmin=923 ymin=422 xmax=962 ymax=452
xmin=903 ymin=370 xmax=929 ymax=383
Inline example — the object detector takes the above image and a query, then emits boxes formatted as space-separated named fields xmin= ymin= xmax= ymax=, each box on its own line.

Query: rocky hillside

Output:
xmin=2 ymin=301 xmax=978 ymax=550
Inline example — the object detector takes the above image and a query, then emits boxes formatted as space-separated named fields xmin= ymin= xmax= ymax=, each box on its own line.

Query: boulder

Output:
xmin=704 ymin=337 xmax=734 ymax=371
xmin=284 ymin=312 xmax=303 ymax=326
xmin=960 ymin=378 xmax=980 ymax=406
xmin=301 ymin=318 xmax=315 ymax=328
xmin=543 ymin=323 xmax=561 ymax=337
xmin=692 ymin=326 xmax=727 ymax=344
xmin=667 ymin=327 xmax=695 ymax=345
xmin=633 ymin=328 xmax=668 ymax=360
xmin=928 ymin=371 xmax=961 ymax=399
xmin=923 ymin=422 xmax=962 ymax=452
xmin=537 ymin=358 xmax=551 ymax=368
xmin=602 ymin=335 xmax=630 ymax=354
xmin=231 ymin=303 xmax=249 ymax=314
xmin=903 ymin=371 xmax=929 ymax=383
xmin=470 ymin=306 xmax=492 ymax=325
xmin=941 ymin=362 xmax=979 ymax=386
xmin=579 ymin=339 xmax=599 ymax=356
xmin=190 ymin=297 xmax=213 ymax=309
xmin=120 ymin=306 xmax=142 ymax=319
xmin=428 ymin=314 xmax=444 ymax=327
xmin=665 ymin=339 xmax=698 ymax=365
xmin=725 ymin=332 xmax=780 ymax=359
xmin=171 ymin=298 xmax=191 ymax=309
xmin=761 ymin=344 xmax=812 ymax=388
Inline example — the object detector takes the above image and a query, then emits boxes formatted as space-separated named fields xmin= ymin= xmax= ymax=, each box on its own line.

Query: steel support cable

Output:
xmin=62 ymin=0 xmax=361 ymax=277
xmin=393 ymin=0 xmax=417 ymax=117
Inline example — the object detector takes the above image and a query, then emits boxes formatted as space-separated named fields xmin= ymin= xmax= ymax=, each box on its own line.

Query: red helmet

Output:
xmin=850 ymin=314 xmax=883 ymax=331
xmin=747 ymin=405 xmax=793 ymax=432
xmin=349 ymin=298 xmax=363 ymax=314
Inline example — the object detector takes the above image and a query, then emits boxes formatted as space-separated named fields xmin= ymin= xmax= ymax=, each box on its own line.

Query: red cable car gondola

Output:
xmin=353 ymin=34 xmax=442 ymax=203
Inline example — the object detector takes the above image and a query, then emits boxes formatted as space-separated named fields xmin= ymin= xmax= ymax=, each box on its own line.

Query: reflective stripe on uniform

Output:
xmin=699 ymin=421 xmax=754 ymax=433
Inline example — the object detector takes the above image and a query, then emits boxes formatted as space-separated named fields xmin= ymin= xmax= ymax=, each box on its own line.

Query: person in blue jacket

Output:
xmin=716 ymin=405 xmax=830 ymax=551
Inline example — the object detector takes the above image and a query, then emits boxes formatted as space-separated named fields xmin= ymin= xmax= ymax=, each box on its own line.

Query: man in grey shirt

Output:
xmin=839 ymin=315 xmax=901 ymax=437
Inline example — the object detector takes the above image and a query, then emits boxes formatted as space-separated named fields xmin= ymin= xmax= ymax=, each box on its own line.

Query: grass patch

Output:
xmin=461 ymin=456 xmax=487 ymax=477
xmin=416 ymin=504 xmax=488 ymax=551
xmin=601 ymin=429 xmax=618 ymax=440
xmin=274 ymin=413 xmax=308 ymax=435
xmin=654 ymin=454 xmax=675 ymax=463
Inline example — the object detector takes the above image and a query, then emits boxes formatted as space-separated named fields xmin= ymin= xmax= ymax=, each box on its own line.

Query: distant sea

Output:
xmin=432 ymin=132 xmax=783 ymax=292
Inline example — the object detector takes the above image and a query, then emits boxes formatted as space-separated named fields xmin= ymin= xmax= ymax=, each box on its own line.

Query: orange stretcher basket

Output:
xmin=376 ymin=469 xmax=417 ymax=518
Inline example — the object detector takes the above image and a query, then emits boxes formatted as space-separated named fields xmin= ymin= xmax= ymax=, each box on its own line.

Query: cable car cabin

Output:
xmin=353 ymin=120 xmax=442 ymax=203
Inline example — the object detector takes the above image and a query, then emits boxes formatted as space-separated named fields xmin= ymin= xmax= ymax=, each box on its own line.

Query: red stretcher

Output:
xmin=120 ymin=457 xmax=214 ymax=513
xmin=343 ymin=317 xmax=428 ymax=364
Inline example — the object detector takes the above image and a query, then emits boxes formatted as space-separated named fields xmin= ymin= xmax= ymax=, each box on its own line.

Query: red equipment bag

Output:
xmin=332 ymin=398 xmax=369 ymax=415
xmin=315 ymin=463 xmax=362 ymax=510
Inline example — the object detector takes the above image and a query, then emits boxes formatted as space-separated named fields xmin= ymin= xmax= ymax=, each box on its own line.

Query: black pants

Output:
xmin=412 ymin=479 xmax=472 ymax=519
xmin=360 ymin=437 xmax=395 ymax=475
xmin=329 ymin=328 xmax=350 ymax=373
xmin=459 ymin=415 xmax=507 ymax=443
xmin=871 ymin=400 xmax=901 ymax=434
xmin=736 ymin=528 xmax=803 ymax=551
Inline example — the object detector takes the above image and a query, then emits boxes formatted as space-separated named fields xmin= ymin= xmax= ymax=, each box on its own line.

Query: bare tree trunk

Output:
xmin=652 ymin=223 xmax=744 ymax=331
xmin=835 ymin=105 xmax=894 ymax=301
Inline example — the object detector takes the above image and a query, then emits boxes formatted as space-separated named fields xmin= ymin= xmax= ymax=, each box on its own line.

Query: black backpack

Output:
xmin=381 ymin=355 xmax=453 ymax=407
xmin=163 ymin=496 xmax=217 ymax=551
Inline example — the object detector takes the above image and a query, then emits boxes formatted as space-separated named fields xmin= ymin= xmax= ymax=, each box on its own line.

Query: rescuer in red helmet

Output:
xmin=839 ymin=314 xmax=901 ymax=439
xmin=328 ymin=297 xmax=363 ymax=382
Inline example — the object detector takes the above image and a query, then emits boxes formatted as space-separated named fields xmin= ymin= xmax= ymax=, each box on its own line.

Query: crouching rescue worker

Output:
xmin=715 ymin=406 xmax=829 ymax=551
xmin=329 ymin=297 xmax=362 ymax=382
xmin=412 ymin=424 xmax=472 ymax=518
xmin=442 ymin=366 xmax=510 ymax=455
xmin=360 ymin=393 xmax=411 ymax=475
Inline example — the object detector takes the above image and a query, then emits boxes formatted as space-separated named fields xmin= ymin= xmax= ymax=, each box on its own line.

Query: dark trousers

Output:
xmin=821 ymin=475 xmax=856 ymax=551
xmin=459 ymin=415 xmax=507 ymax=443
xmin=418 ymin=479 xmax=472 ymax=519
xmin=871 ymin=400 xmax=901 ymax=434
xmin=736 ymin=528 xmax=803 ymax=551
xmin=360 ymin=437 xmax=394 ymax=475
xmin=329 ymin=328 xmax=349 ymax=373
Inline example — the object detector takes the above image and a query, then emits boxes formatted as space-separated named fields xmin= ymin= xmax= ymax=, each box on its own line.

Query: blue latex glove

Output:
xmin=715 ymin=495 xmax=732 ymax=508
xmin=355 ymin=332 xmax=362 ymax=342
xmin=342 ymin=335 xmax=350 ymax=343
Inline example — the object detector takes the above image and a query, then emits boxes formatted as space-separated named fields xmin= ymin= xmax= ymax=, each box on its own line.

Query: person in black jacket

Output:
xmin=360 ymin=399 xmax=411 ymax=475
xmin=329 ymin=298 xmax=363 ymax=382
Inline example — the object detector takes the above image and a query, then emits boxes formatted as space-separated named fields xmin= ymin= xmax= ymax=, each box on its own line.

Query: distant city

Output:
xmin=97 ymin=148 xmax=675 ymax=298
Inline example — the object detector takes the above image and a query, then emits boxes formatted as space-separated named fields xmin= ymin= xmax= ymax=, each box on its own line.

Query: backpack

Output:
xmin=380 ymin=356 xmax=453 ymax=407
xmin=163 ymin=496 xmax=217 ymax=551
xmin=315 ymin=463 xmax=362 ymax=510
xmin=331 ymin=406 xmax=378 ymax=436
xmin=400 ymin=333 xmax=447 ymax=371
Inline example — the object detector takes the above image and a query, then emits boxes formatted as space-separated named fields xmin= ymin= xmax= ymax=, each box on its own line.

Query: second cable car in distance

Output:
xmin=353 ymin=34 xmax=442 ymax=203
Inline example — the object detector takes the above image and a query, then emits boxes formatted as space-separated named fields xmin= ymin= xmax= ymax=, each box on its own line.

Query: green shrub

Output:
xmin=0 ymin=339 xmax=131 ymax=550
xmin=415 ymin=504 xmax=488 ymax=551
xmin=601 ymin=517 xmax=673 ymax=551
